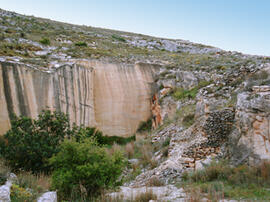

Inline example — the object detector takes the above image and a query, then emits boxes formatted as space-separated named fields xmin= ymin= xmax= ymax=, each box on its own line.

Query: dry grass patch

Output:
xmin=146 ymin=176 xmax=164 ymax=187
xmin=125 ymin=142 xmax=135 ymax=159
xmin=134 ymin=189 xmax=157 ymax=202
xmin=16 ymin=171 xmax=51 ymax=193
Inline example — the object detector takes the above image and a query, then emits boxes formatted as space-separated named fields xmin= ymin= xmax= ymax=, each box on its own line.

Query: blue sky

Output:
xmin=1 ymin=0 xmax=270 ymax=56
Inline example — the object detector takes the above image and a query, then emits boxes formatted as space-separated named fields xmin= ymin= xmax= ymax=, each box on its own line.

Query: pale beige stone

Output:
xmin=0 ymin=60 xmax=157 ymax=137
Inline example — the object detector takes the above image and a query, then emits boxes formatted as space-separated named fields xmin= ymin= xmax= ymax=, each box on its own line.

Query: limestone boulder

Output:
xmin=37 ymin=191 xmax=57 ymax=202
xmin=0 ymin=182 xmax=11 ymax=202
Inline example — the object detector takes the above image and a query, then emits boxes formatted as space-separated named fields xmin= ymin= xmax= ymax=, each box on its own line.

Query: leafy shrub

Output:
xmin=72 ymin=125 xmax=135 ymax=145
xmin=99 ymin=135 xmax=135 ymax=145
xmin=39 ymin=37 xmax=50 ymax=45
xmin=74 ymin=41 xmax=87 ymax=47
xmin=0 ymin=110 xmax=72 ymax=173
xmin=112 ymin=34 xmax=126 ymax=42
xmin=137 ymin=119 xmax=152 ymax=133
xmin=162 ymin=137 xmax=170 ymax=147
xmin=0 ymin=109 xmax=128 ymax=173
xmin=50 ymin=139 xmax=126 ymax=200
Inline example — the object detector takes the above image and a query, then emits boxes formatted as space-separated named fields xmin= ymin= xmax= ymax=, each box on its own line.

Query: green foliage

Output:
xmin=50 ymin=139 xmax=126 ymax=200
xmin=0 ymin=159 xmax=9 ymax=185
xmin=162 ymin=137 xmax=170 ymax=147
xmin=74 ymin=41 xmax=87 ymax=47
xmin=99 ymin=135 xmax=136 ymax=145
xmin=0 ymin=110 xmax=72 ymax=173
xmin=39 ymin=37 xmax=50 ymax=45
xmin=137 ymin=119 xmax=152 ymax=133
xmin=173 ymin=80 xmax=212 ymax=100
xmin=10 ymin=184 xmax=35 ymax=202
xmin=72 ymin=125 xmax=135 ymax=145
xmin=0 ymin=42 xmax=41 ymax=57
xmin=173 ymin=87 xmax=197 ymax=100
xmin=182 ymin=160 xmax=270 ymax=200
xmin=112 ymin=34 xmax=126 ymax=42
xmin=0 ymin=109 xmax=130 ymax=175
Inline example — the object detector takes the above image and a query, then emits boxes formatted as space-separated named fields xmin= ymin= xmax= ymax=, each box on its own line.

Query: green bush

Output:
xmin=173 ymin=87 xmax=197 ymax=100
xmin=72 ymin=125 xmax=135 ymax=145
xmin=50 ymin=138 xmax=126 ymax=200
xmin=0 ymin=110 xmax=72 ymax=173
xmin=0 ymin=160 xmax=9 ymax=185
xmin=0 ymin=109 xmax=129 ymax=173
xmin=39 ymin=38 xmax=50 ymax=45
xmin=111 ymin=34 xmax=126 ymax=42
xmin=137 ymin=119 xmax=152 ymax=133
xmin=74 ymin=41 xmax=87 ymax=47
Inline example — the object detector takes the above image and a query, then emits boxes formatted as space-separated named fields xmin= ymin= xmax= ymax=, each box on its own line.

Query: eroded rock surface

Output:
xmin=37 ymin=192 xmax=57 ymax=202
xmin=230 ymin=86 xmax=270 ymax=165
xmin=0 ymin=60 xmax=158 ymax=136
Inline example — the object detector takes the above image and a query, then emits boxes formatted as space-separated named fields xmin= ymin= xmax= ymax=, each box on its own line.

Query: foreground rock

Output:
xmin=37 ymin=192 xmax=57 ymax=202
xmin=0 ymin=173 xmax=17 ymax=202
xmin=0 ymin=182 xmax=11 ymax=202
xmin=229 ymin=84 xmax=270 ymax=165
xmin=109 ymin=185 xmax=186 ymax=201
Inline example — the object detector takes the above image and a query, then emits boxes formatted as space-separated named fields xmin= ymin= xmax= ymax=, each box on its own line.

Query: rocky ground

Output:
xmin=109 ymin=63 xmax=270 ymax=201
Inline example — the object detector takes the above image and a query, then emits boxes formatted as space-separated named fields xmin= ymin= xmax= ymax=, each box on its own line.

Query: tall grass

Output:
xmin=182 ymin=160 xmax=270 ymax=200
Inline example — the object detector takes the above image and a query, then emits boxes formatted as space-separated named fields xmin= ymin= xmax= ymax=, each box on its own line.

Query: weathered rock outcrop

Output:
xmin=229 ymin=86 xmax=270 ymax=165
xmin=0 ymin=60 xmax=158 ymax=136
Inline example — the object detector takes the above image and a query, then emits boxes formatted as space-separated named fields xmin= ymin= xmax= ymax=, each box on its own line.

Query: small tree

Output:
xmin=0 ymin=110 xmax=72 ymax=173
xmin=50 ymin=138 xmax=126 ymax=200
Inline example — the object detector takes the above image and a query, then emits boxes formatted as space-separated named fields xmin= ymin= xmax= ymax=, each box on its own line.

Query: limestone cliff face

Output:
xmin=0 ymin=60 xmax=157 ymax=136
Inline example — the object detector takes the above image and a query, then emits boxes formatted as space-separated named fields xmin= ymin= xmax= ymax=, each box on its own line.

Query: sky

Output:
xmin=1 ymin=0 xmax=270 ymax=56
